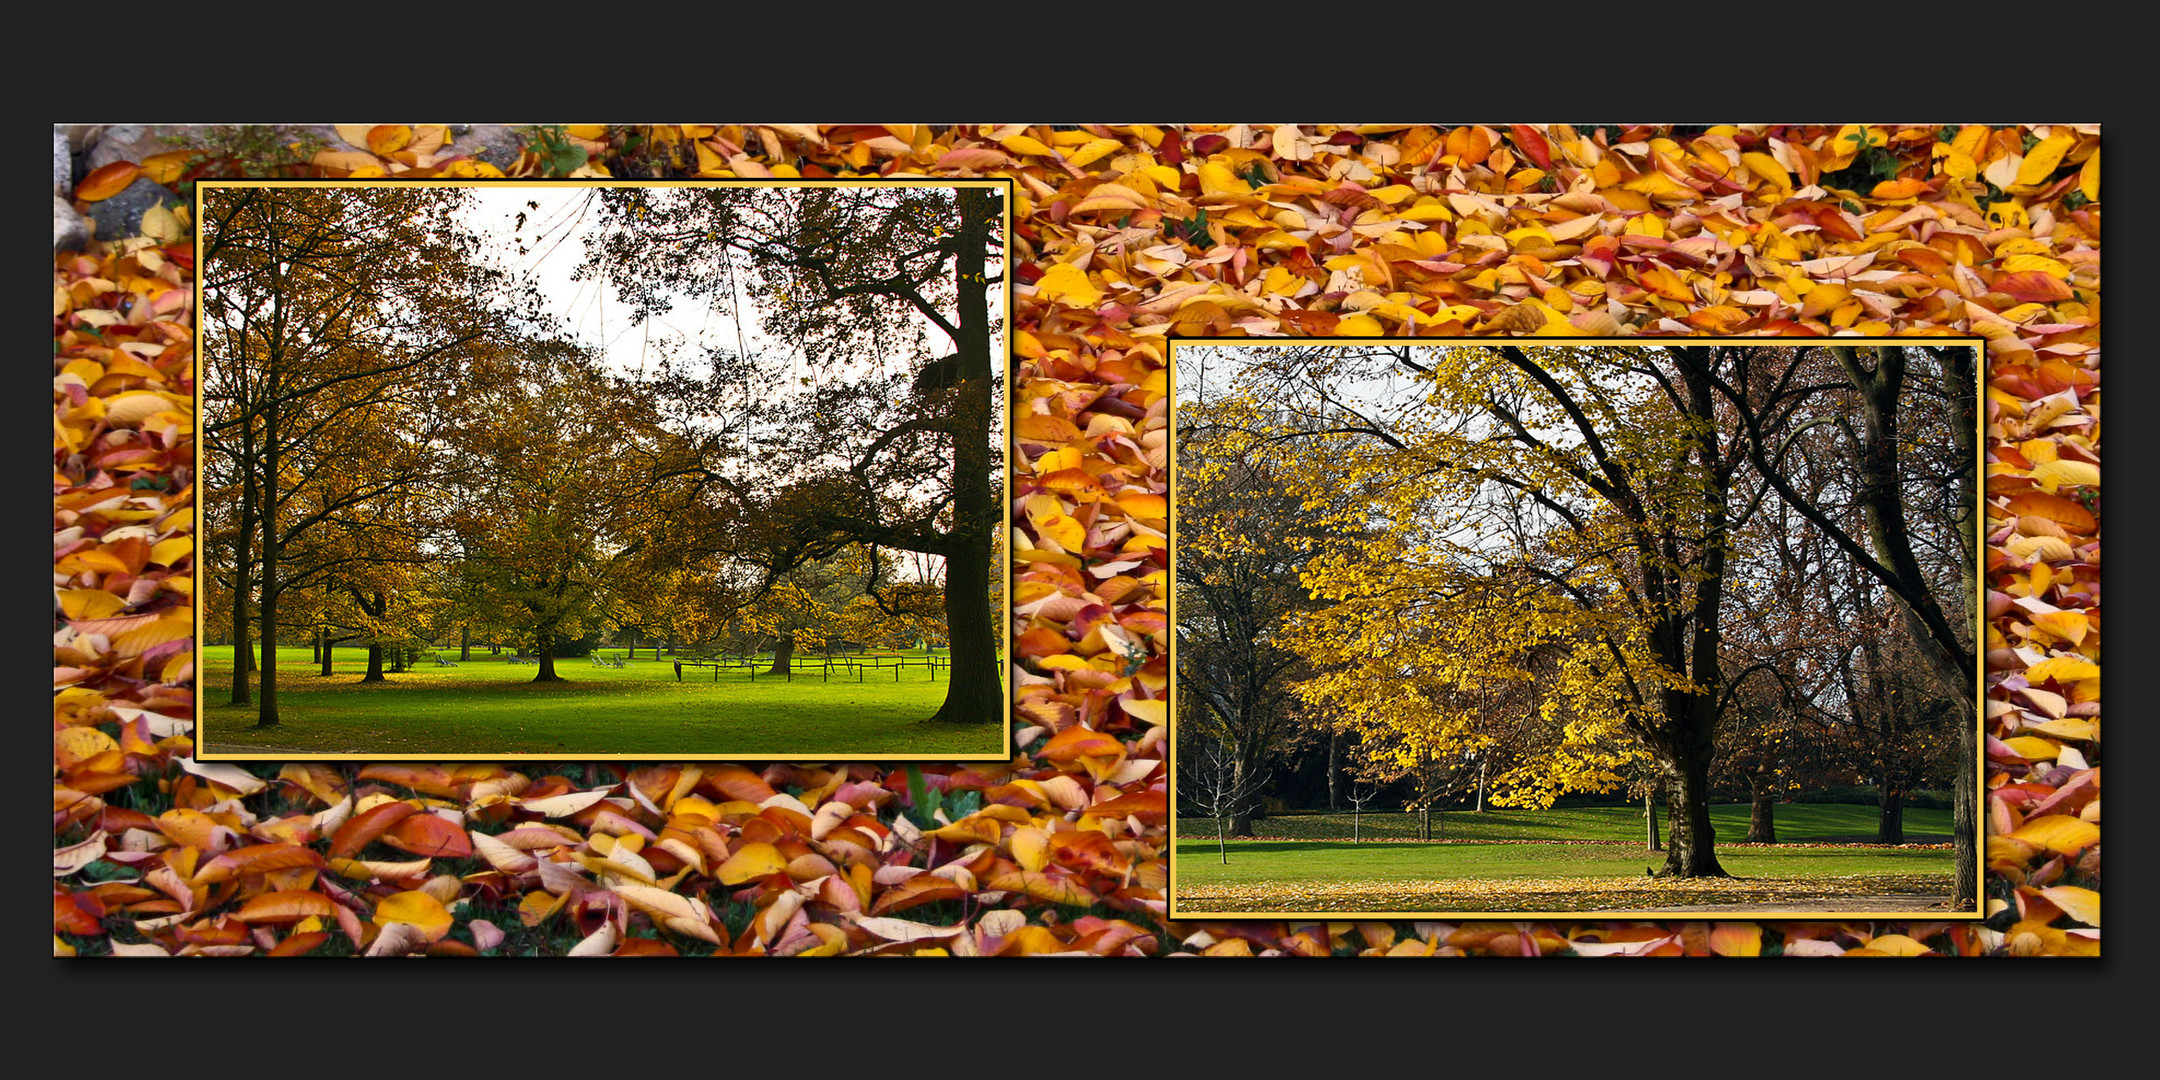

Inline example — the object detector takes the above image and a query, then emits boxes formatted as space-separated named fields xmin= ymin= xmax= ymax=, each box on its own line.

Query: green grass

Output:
xmin=197 ymin=646 xmax=1003 ymax=757
xmin=1174 ymin=804 xmax=1960 ymax=915
xmin=1178 ymin=803 xmax=1953 ymax=843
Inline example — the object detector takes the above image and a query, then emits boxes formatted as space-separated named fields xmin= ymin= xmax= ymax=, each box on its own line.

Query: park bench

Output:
xmin=507 ymin=656 xmax=538 ymax=666
xmin=590 ymin=654 xmax=626 ymax=668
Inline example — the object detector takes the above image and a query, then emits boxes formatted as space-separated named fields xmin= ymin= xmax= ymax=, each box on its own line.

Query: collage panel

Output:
xmin=191 ymin=177 xmax=1012 ymax=760
xmin=1168 ymin=339 xmax=1988 ymax=921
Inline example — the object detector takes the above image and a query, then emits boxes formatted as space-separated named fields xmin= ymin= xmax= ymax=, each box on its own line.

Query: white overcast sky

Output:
xmin=453 ymin=184 xmax=967 ymax=388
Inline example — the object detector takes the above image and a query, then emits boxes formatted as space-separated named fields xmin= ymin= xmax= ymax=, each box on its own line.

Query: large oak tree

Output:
xmin=574 ymin=183 xmax=1006 ymax=723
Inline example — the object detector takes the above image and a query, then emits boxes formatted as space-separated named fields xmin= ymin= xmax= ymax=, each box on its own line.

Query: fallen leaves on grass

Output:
xmin=1176 ymin=874 xmax=1958 ymax=916
xmin=55 ymin=123 xmax=2100 ymax=957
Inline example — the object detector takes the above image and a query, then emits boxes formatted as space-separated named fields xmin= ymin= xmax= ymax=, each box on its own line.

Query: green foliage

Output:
xmin=519 ymin=124 xmax=592 ymax=176
xmin=162 ymin=124 xmax=329 ymax=184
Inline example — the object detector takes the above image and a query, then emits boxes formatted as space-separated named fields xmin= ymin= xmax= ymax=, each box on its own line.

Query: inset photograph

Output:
xmin=196 ymin=178 xmax=1010 ymax=759
xmin=1170 ymin=340 xmax=1986 ymax=919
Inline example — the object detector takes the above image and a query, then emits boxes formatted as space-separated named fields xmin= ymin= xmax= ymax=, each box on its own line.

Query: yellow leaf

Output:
xmin=373 ymin=890 xmax=452 ymax=941
xmin=138 ymin=150 xmax=195 ymax=186
xmin=1858 ymin=933 xmax=1933 ymax=956
xmin=1011 ymin=827 xmax=1050 ymax=872
xmin=2039 ymin=885 xmax=2099 ymax=927
xmin=2015 ymin=132 xmax=2075 ymax=187
xmin=1198 ymin=162 xmax=1249 ymax=198
xmin=1702 ymin=922 xmax=1759 ymax=956
xmin=717 ymin=841 xmax=787 ymax=885
xmin=442 ymin=159 xmax=506 ymax=179
xmin=139 ymin=204 xmax=183 ymax=243
xmin=2078 ymin=150 xmax=2099 ymax=203
xmin=58 ymin=588 xmax=126 ymax=621
xmin=1034 ymin=263 xmax=1103 ymax=308
xmin=1932 ymin=144 xmax=1977 ymax=184
xmin=2008 ymin=814 xmax=2099 ymax=855
xmin=1336 ymin=314 xmax=1384 ymax=337
xmin=2025 ymin=656 xmax=2098 ymax=684
xmin=1000 ymin=135 xmax=1057 ymax=158
xmin=1031 ymin=511 xmax=1086 ymax=552
xmin=1064 ymin=139 xmax=1120 ymax=169
xmin=2031 ymin=459 xmax=2099 ymax=493
xmin=150 ymin=537 xmax=192 ymax=567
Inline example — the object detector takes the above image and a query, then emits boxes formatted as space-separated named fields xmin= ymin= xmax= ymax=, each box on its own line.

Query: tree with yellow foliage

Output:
xmin=1193 ymin=342 xmax=1974 ymax=879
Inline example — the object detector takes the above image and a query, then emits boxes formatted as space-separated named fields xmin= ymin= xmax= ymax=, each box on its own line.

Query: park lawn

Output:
xmin=197 ymin=647 xmax=1004 ymax=758
xmin=1173 ymin=804 xmax=1958 ymax=915
xmin=1177 ymin=803 xmax=1953 ymax=843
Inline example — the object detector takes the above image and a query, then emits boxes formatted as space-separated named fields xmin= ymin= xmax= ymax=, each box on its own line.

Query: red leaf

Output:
xmin=1510 ymin=125 xmax=1553 ymax=171
xmin=382 ymin=813 xmax=473 ymax=859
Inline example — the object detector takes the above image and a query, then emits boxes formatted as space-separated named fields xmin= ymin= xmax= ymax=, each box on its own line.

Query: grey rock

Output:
xmin=54 ymin=127 xmax=71 ymax=197
xmin=451 ymin=124 xmax=526 ymax=168
xmin=54 ymin=195 xmax=92 ymax=253
xmin=59 ymin=124 xmax=110 ymax=153
xmin=85 ymin=124 xmax=166 ymax=172
xmin=84 ymin=176 xmax=183 ymax=244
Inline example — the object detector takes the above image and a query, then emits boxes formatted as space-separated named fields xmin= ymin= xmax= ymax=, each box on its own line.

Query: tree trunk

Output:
xmin=767 ymin=631 xmax=796 ymax=676
xmin=924 ymin=187 xmax=1005 ymax=726
xmin=229 ymin=426 xmax=258 ymax=706
xmin=1877 ymin=778 xmax=1905 ymax=844
xmin=1475 ymin=756 xmax=1489 ymax=813
xmin=1747 ymin=776 xmax=1777 ymax=844
xmin=1646 ymin=784 xmax=1661 ymax=851
xmin=255 ymin=427 xmax=281 ymax=727
xmin=1656 ymin=748 xmax=1726 ymax=877
xmin=460 ymin=623 xmax=471 ymax=662
xmin=319 ymin=630 xmax=334 ymax=677
xmin=1327 ymin=729 xmax=1342 ymax=810
xmin=358 ymin=590 xmax=388 ymax=682
xmin=533 ymin=630 xmax=564 ymax=682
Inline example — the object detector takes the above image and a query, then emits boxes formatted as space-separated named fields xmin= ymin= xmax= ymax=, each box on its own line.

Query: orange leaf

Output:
xmin=1994 ymin=271 xmax=2072 ymax=303
xmin=197 ymin=843 xmax=324 ymax=884
xmin=1445 ymin=126 xmax=1492 ymax=166
xmin=366 ymin=125 xmax=412 ymax=156
xmin=1082 ymin=790 xmax=1167 ymax=823
xmin=357 ymin=764 xmax=464 ymax=798
xmin=1871 ymin=177 xmax=1930 ymax=199
xmin=985 ymin=869 xmax=1099 ymax=908
xmin=267 ymin=930 xmax=331 ymax=957
xmin=867 ymin=872 xmax=968 ymax=916
xmin=703 ymin=764 xmax=777 ymax=804
xmin=1017 ymin=414 xmax=1084 ymax=444
xmin=1042 ymin=725 xmax=1122 ymax=763
xmin=234 ymin=889 xmax=340 ymax=924
xmin=327 ymin=800 xmax=418 ymax=860
xmin=78 ymin=162 xmax=140 ymax=202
